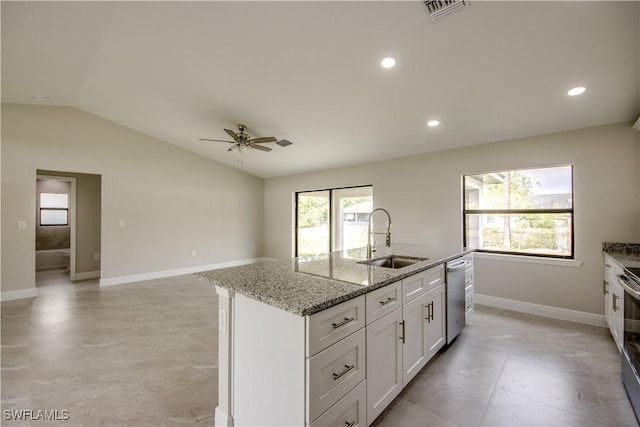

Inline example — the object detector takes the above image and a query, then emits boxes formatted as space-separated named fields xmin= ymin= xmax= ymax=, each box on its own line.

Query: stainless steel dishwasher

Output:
xmin=446 ymin=258 xmax=468 ymax=344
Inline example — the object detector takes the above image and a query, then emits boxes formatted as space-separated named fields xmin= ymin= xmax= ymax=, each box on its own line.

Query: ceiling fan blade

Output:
xmin=250 ymin=143 xmax=272 ymax=152
xmin=224 ymin=128 xmax=241 ymax=142
xmin=199 ymin=138 xmax=235 ymax=143
xmin=249 ymin=137 xmax=277 ymax=144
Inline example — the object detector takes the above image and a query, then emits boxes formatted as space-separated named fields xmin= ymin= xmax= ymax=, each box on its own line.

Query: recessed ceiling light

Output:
xmin=381 ymin=57 xmax=396 ymax=69
xmin=567 ymin=86 xmax=587 ymax=96
xmin=427 ymin=120 xmax=440 ymax=127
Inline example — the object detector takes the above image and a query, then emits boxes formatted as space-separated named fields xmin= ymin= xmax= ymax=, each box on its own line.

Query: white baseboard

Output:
xmin=1 ymin=288 xmax=38 ymax=302
xmin=475 ymin=293 xmax=607 ymax=328
xmin=36 ymin=264 xmax=68 ymax=271
xmin=99 ymin=257 xmax=272 ymax=287
xmin=73 ymin=270 xmax=100 ymax=281
xmin=214 ymin=407 xmax=233 ymax=427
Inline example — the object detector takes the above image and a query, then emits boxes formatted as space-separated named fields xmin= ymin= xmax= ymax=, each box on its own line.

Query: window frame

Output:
xmin=462 ymin=165 xmax=575 ymax=259
xmin=39 ymin=192 xmax=70 ymax=227
xmin=295 ymin=184 xmax=373 ymax=258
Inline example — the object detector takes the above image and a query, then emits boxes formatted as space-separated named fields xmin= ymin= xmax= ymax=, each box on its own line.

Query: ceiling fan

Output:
xmin=199 ymin=124 xmax=277 ymax=153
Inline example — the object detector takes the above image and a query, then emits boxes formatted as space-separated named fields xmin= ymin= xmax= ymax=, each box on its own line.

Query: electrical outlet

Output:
xmin=191 ymin=250 xmax=197 ymax=257
xmin=94 ymin=253 xmax=101 ymax=261
xmin=118 ymin=219 xmax=125 ymax=228
xmin=17 ymin=221 xmax=26 ymax=230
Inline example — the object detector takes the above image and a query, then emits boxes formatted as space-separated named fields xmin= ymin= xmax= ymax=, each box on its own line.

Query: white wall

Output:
xmin=2 ymin=104 xmax=264 ymax=294
xmin=265 ymin=123 xmax=640 ymax=315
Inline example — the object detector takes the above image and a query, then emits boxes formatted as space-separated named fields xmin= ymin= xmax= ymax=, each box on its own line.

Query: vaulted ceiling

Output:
xmin=2 ymin=1 xmax=639 ymax=178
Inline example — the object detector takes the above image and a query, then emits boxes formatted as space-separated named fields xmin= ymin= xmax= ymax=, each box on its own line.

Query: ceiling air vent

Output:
xmin=276 ymin=139 xmax=293 ymax=147
xmin=423 ymin=0 xmax=469 ymax=21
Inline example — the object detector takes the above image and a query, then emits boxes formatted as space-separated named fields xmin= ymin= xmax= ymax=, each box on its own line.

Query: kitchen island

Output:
xmin=197 ymin=243 xmax=472 ymax=427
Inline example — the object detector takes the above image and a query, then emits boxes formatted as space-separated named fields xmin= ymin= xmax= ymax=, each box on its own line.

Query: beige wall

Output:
xmin=2 ymin=104 xmax=264 ymax=293
xmin=265 ymin=123 xmax=640 ymax=315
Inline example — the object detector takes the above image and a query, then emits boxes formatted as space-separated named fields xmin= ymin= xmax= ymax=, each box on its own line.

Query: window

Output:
xmin=463 ymin=166 xmax=573 ymax=258
xmin=40 ymin=193 xmax=69 ymax=226
xmin=296 ymin=186 xmax=373 ymax=259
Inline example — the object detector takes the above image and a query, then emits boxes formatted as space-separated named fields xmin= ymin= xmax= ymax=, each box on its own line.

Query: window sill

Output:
xmin=473 ymin=252 xmax=583 ymax=268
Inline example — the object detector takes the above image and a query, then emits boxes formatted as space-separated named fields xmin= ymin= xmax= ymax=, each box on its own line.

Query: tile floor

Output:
xmin=1 ymin=270 xmax=217 ymax=426
xmin=373 ymin=306 xmax=639 ymax=427
xmin=1 ymin=269 xmax=638 ymax=426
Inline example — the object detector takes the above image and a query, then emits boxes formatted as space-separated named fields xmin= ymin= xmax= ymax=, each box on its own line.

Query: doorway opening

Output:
xmin=35 ymin=170 xmax=102 ymax=287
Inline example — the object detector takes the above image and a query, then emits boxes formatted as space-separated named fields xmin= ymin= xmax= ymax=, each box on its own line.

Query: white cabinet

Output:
xmin=311 ymin=381 xmax=367 ymax=427
xmin=402 ymin=292 xmax=428 ymax=386
xmin=610 ymin=279 xmax=624 ymax=351
xmin=424 ymin=283 xmax=446 ymax=361
xmin=464 ymin=254 xmax=474 ymax=319
xmin=216 ymin=258 xmax=463 ymax=427
xmin=366 ymin=308 xmax=402 ymax=425
xmin=307 ymin=296 xmax=367 ymax=424
xmin=604 ymin=254 xmax=624 ymax=352
xmin=307 ymin=295 xmax=366 ymax=357
xmin=366 ymin=281 xmax=402 ymax=325
xmin=307 ymin=328 xmax=366 ymax=421
xmin=366 ymin=264 xmax=447 ymax=425
xmin=402 ymin=264 xmax=444 ymax=303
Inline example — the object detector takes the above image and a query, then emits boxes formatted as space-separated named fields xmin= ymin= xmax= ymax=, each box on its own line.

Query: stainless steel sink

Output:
xmin=358 ymin=255 xmax=428 ymax=269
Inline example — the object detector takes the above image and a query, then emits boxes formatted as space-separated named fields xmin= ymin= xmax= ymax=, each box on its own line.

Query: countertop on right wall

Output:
xmin=603 ymin=242 xmax=640 ymax=268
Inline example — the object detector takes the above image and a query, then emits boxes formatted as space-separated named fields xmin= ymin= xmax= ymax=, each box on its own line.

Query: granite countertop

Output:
xmin=603 ymin=242 xmax=640 ymax=269
xmin=196 ymin=243 xmax=472 ymax=316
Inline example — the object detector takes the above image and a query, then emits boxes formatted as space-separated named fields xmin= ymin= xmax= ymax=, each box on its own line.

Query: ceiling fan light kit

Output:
xmin=199 ymin=124 xmax=278 ymax=164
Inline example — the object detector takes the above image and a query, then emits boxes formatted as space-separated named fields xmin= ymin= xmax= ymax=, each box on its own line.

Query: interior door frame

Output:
xmin=36 ymin=174 xmax=77 ymax=280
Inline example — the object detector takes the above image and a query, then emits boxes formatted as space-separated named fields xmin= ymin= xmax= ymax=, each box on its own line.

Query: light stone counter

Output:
xmin=603 ymin=242 xmax=640 ymax=269
xmin=196 ymin=243 xmax=471 ymax=316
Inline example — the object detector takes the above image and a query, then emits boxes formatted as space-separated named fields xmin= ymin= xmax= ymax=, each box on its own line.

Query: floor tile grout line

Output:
xmin=477 ymin=347 xmax=510 ymax=426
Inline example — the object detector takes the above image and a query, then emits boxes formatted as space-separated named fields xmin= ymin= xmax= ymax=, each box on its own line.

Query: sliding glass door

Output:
xmin=296 ymin=186 xmax=373 ymax=259
xmin=296 ymin=191 xmax=330 ymax=258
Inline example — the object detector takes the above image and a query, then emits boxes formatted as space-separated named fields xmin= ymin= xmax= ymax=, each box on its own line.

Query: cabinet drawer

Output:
xmin=402 ymin=264 xmax=445 ymax=303
xmin=366 ymin=281 xmax=402 ymax=324
xmin=307 ymin=295 xmax=365 ymax=357
xmin=309 ymin=380 xmax=366 ymax=427
xmin=307 ymin=328 xmax=366 ymax=422
xmin=425 ymin=264 xmax=445 ymax=289
xmin=465 ymin=291 xmax=474 ymax=316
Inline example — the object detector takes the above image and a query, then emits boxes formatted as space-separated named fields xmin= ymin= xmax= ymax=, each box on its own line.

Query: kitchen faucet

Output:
xmin=367 ymin=208 xmax=392 ymax=259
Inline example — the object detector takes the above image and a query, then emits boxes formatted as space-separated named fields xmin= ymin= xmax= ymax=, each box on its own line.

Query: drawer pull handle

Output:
xmin=380 ymin=297 xmax=397 ymax=306
xmin=345 ymin=421 xmax=356 ymax=427
xmin=332 ymin=317 xmax=355 ymax=329
xmin=604 ymin=280 xmax=609 ymax=295
xmin=613 ymin=294 xmax=620 ymax=312
xmin=424 ymin=302 xmax=434 ymax=321
xmin=399 ymin=321 xmax=406 ymax=344
xmin=332 ymin=364 xmax=355 ymax=380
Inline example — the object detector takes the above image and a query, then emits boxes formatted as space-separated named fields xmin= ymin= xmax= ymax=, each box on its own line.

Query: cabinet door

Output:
xmin=402 ymin=293 xmax=428 ymax=387
xmin=604 ymin=258 xmax=614 ymax=331
xmin=425 ymin=284 xmax=446 ymax=361
xmin=366 ymin=308 xmax=402 ymax=426
xmin=611 ymin=278 xmax=624 ymax=352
